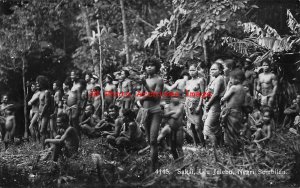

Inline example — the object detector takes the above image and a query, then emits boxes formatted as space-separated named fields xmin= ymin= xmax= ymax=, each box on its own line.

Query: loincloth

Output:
xmin=136 ymin=105 xmax=162 ymax=128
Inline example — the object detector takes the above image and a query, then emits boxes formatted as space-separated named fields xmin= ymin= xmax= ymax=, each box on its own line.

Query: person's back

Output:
xmin=226 ymin=84 xmax=246 ymax=110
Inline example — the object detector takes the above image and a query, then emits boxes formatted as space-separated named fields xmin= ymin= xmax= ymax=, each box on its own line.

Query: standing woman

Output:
xmin=185 ymin=63 xmax=206 ymax=147
xmin=203 ymin=62 xmax=226 ymax=148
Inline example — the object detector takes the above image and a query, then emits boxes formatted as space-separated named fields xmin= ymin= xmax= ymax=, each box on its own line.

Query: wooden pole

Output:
xmin=97 ymin=20 xmax=105 ymax=119
xmin=22 ymin=56 xmax=28 ymax=140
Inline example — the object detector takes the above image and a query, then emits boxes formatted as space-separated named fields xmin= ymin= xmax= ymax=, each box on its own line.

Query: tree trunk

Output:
xmin=22 ymin=56 xmax=28 ymax=139
xmin=120 ymin=0 xmax=130 ymax=64
xmin=81 ymin=5 xmax=97 ymax=72
xmin=97 ymin=20 xmax=105 ymax=119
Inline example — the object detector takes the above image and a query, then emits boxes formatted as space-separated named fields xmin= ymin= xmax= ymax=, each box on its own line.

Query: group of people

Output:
xmin=1 ymin=56 xmax=299 ymax=172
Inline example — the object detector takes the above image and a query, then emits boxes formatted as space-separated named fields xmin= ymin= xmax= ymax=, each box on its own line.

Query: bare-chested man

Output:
xmin=257 ymin=61 xmax=277 ymax=107
xmin=117 ymin=70 xmax=132 ymax=110
xmin=45 ymin=113 xmax=79 ymax=161
xmin=28 ymin=82 xmax=40 ymax=142
xmin=136 ymin=57 xmax=164 ymax=172
xmin=36 ymin=75 xmax=51 ymax=149
xmin=1 ymin=95 xmax=9 ymax=141
xmin=104 ymin=74 xmax=117 ymax=110
xmin=67 ymin=70 xmax=82 ymax=136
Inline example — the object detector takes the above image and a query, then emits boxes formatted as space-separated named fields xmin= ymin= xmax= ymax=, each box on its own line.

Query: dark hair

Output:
xmin=108 ymin=104 xmax=119 ymax=112
xmin=29 ymin=81 xmax=36 ymax=87
xmin=94 ymin=86 xmax=101 ymax=91
xmin=122 ymin=109 xmax=136 ymax=121
xmin=63 ymin=77 xmax=73 ymax=88
xmin=57 ymin=113 xmax=69 ymax=123
xmin=71 ymin=70 xmax=82 ymax=80
xmin=223 ymin=59 xmax=235 ymax=70
xmin=262 ymin=107 xmax=273 ymax=118
xmin=121 ymin=70 xmax=130 ymax=78
xmin=180 ymin=71 xmax=189 ymax=78
xmin=212 ymin=62 xmax=224 ymax=75
xmin=36 ymin=75 xmax=49 ymax=89
xmin=262 ymin=60 xmax=270 ymax=66
xmin=229 ymin=69 xmax=245 ymax=82
xmin=86 ymin=104 xmax=95 ymax=112
xmin=78 ymin=79 xmax=87 ymax=90
xmin=85 ymin=71 xmax=93 ymax=78
xmin=142 ymin=57 xmax=161 ymax=72
xmin=53 ymin=80 xmax=62 ymax=88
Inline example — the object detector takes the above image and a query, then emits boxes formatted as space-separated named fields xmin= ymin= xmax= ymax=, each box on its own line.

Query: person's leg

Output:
xmin=149 ymin=112 xmax=162 ymax=172
xmin=170 ymin=131 xmax=179 ymax=160
xmin=49 ymin=116 xmax=57 ymax=139
xmin=52 ymin=142 xmax=63 ymax=162
xmin=107 ymin=135 xmax=117 ymax=146
xmin=176 ymin=128 xmax=184 ymax=161
xmin=195 ymin=121 xmax=205 ymax=147
xmin=116 ymin=137 xmax=130 ymax=150
xmin=190 ymin=123 xmax=200 ymax=145
xmin=157 ymin=125 xmax=171 ymax=144
xmin=0 ymin=122 xmax=5 ymax=141
xmin=40 ymin=117 xmax=49 ymax=149
xmin=71 ymin=108 xmax=80 ymax=138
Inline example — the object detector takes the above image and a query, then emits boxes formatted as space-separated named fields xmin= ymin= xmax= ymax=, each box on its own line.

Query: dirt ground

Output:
xmin=0 ymin=130 xmax=299 ymax=188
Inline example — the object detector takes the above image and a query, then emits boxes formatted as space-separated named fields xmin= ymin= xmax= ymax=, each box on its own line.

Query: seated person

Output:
xmin=157 ymin=91 xmax=184 ymax=160
xmin=97 ymin=104 xmax=120 ymax=134
xmin=3 ymin=105 xmax=16 ymax=151
xmin=80 ymin=104 xmax=101 ymax=138
xmin=45 ymin=113 xmax=79 ymax=161
xmin=248 ymin=99 xmax=263 ymax=130
xmin=107 ymin=109 xmax=146 ymax=151
xmin=252 ymin=108 xmax=273 ymax=148
xmin=293 ymin=111 xmax=300 ymax=133
xmin=282 ymin=98 xmax=299 ymax=129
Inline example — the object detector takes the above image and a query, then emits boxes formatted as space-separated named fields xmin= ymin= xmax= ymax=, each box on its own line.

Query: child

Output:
xmin=282 ymin=98 xmax=299 ymax=129
xmin=252 ymin=108 xmax=273 ymax=148
xmin=157 ymin=90 xmax=184 ymax=160
xmin=45 ymin=113 xmax=79 ymax=161
xmin=220 ymin=69 xmax=246 ymax=155
xmin=3 ymin=105 xmax=16 ymax=150
xmin=107 ymin=109 xmax=146 ymax=151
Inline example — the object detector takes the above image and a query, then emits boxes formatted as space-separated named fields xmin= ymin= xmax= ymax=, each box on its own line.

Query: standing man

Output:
xmin=137 ymin=57 xmax=164 ymax=172
xmin=36 ymin=75 xmax=51 ymax=149
xmin=117 ymin=70 xmax=133 ymax=110
xmin=257 ymin=61 xmax=278 ymax=107
xmin=68 ymin=70 xmax=82 ymax=136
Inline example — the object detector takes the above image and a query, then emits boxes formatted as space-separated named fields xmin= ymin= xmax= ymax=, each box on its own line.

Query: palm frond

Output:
xmin=287 ymin=9 xmax=300 ymax=34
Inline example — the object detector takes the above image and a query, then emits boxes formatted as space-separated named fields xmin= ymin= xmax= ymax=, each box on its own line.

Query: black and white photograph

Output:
xmin=0 ymin=0 xmax=300 ymax=187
